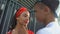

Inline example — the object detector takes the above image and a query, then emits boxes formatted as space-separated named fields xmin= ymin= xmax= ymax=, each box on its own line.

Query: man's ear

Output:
xmin=44 ymin=6 xmax=50 ymax=13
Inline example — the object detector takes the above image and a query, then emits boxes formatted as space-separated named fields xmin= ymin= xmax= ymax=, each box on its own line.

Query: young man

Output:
xmin=34 ymin=0 xmax=60 ymax=34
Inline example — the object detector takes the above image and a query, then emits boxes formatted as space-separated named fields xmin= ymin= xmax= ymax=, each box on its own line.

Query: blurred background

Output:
xmin=0 ymin=0 xmax=60 ymax=34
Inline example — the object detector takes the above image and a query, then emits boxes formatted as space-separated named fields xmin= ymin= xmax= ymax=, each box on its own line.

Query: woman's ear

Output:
xmin=16 ymin=17 xmax=19 ymax=20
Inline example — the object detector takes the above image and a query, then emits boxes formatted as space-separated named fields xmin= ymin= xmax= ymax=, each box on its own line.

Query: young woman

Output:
xmin=7 ymin=7 xmax=34 ymax=34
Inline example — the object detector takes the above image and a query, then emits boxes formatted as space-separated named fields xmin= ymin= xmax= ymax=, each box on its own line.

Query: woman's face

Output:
xmin=16 ymin=11 xmax=30 ymax=26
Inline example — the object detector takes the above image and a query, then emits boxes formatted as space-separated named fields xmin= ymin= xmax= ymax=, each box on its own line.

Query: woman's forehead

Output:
xmin=21 ymin=11 xmax=30 ymax=16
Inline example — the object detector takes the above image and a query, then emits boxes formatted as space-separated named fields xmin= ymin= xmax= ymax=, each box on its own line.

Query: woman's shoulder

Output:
xmin=7 ymin=31 xmax=12 ymax=34
xmin=28 ymin=30 xmax=34 ymax=34
xmin=7 ymin=30 xmax=34 ymax=34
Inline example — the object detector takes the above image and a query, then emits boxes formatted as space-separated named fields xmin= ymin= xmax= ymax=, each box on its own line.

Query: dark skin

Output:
xmin=34 ymin=2 xmax=55 ymax=26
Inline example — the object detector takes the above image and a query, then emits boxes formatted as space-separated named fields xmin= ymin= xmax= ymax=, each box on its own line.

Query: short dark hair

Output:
xmin=34 ymin=0 xmax=59 ymax=18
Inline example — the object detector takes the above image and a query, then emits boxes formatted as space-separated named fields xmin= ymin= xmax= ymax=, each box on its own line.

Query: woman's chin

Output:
xmin=23 ymin=23 xmax=27 ymax=26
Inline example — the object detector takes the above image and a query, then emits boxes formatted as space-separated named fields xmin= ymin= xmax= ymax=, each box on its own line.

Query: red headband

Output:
xmin=16 ymin=7 xmax=27 ymax=18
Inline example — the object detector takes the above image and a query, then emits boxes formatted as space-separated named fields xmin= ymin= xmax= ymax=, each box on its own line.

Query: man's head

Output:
xmin=34 ymin=0 xmax=59 ymax=23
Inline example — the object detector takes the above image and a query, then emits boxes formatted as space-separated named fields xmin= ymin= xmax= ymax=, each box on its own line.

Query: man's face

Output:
xmin=34 ymin=3 xmax=46 ymax=22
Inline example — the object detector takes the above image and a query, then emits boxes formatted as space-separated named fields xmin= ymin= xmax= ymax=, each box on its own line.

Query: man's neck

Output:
xmin=44 ymin=15 xmax=55 ymax=26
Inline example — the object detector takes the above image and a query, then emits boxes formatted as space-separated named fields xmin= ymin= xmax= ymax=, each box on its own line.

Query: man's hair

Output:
xmin=34 ymin=0 xmax=59 ymax=18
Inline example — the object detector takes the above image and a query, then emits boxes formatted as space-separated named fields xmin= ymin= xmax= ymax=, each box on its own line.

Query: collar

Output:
xmin=46 ymin=18 xmax=60 ymax=27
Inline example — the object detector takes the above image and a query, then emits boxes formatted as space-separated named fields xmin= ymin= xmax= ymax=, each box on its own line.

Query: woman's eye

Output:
xmin=24 ymin=14 xmax=27 ymax=17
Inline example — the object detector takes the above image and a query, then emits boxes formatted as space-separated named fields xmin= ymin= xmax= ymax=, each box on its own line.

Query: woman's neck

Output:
xmin=15 ymin=23 xmax=28 ymax=30
xmin=12 ymin=22 xmax=28 ymax=34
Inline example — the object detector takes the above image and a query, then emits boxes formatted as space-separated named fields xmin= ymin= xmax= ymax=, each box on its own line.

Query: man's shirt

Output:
xmin=36 ymin=19 xmax=60 ymax=34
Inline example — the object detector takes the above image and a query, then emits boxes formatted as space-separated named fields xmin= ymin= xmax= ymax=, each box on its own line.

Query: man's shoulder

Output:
xmin=36 ymin=27 xmax=53 ymax=34
xmin=36 ymin=27 xmax=60 ymax=34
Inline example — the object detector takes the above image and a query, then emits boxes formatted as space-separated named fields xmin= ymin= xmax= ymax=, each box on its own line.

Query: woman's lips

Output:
xmin=24 ymin=20 xmax=28 ymax=23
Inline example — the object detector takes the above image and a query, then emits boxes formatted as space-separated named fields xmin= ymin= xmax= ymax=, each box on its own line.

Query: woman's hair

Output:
xmin=8 ymin=9 xmax=19 ymax=31
xmin=8 ymin=15 xmax=17 ymax=31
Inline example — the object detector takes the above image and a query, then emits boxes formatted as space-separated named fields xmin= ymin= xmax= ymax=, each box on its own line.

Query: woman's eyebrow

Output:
xmin=23 ymin=14 xmax=28 ymax=16
xmin=25 ymin=13 xmax=30 ymax=17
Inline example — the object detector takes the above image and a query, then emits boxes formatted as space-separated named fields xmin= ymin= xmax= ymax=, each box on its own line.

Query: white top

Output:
xmin=36 ymin=19 xmax=60 ymax=34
